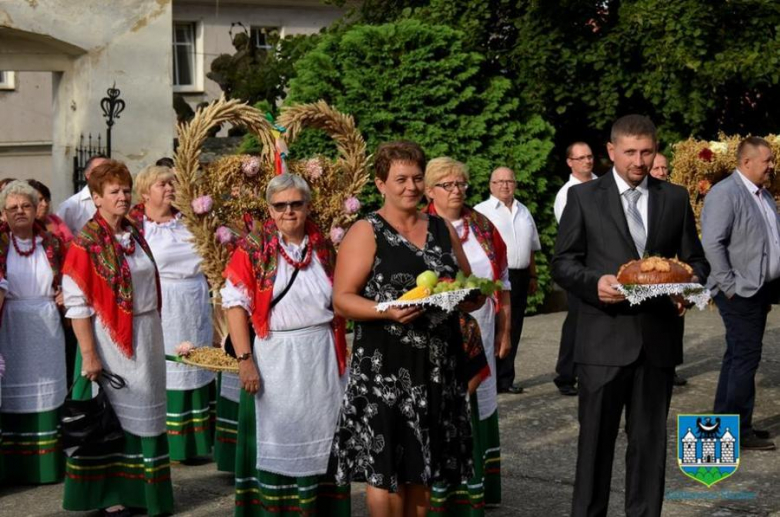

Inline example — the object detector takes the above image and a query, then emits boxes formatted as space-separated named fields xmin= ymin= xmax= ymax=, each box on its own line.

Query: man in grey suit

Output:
xmin=702 ymin=136 xmax=778 ymax=451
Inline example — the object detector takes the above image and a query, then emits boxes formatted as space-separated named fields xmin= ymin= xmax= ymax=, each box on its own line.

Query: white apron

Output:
xmin=91 ymin=310 xmax=167 ymax=437
xmin=252 ymin=324 xmax=344 ymax=476
xmin=0 ymin=298 xmax=66 ymax=413
xmin=472 ymin=298 xmax=498 ymax=420
xmin=160 ymin=276 xmax=215 ymax=390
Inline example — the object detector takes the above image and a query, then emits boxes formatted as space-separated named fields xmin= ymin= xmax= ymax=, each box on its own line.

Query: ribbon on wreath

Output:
xmin=265 ymin=113 xmax=289 ymax=176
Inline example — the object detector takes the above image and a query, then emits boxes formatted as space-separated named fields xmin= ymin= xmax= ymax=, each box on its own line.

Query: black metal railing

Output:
xmin=72 ymin=84 xmax=125 ymax=193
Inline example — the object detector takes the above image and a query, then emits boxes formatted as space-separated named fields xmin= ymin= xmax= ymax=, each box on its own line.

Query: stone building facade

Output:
xmin=0 ymin=0 xmax=342 ymax=205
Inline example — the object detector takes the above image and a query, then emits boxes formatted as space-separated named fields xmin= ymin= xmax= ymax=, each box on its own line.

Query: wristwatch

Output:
xmin=237 ymin=352 xmax=253 ymax=362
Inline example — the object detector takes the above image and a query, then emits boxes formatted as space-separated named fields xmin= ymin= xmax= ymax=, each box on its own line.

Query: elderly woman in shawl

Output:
xmin=61 ymin=160 xmax=173 ymax=517
xmin=221 ymin=173 xmax=349 ymax=515
xmin=0 ymin=180 xmax=67 ymax=485
xmin=423 ymin=157 xmax=511 ymax=513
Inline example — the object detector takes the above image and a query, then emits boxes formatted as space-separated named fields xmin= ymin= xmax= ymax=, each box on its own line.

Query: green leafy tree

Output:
xmin=329 ymin=0 xmax=780 ymax=152
xmin=283 ymin=19 xmax=556 ymax=310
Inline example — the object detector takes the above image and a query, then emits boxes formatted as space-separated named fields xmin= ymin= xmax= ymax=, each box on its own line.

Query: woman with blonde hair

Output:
xmin=62 ymin=160 xmax=173 ymax=516
xmin=0 ymin=180 xmax=67 ymax=484
xmin=129 ymin=164 xmax=215 ymax=461
xmin=423 ymin=157 xmax=511 ymax=514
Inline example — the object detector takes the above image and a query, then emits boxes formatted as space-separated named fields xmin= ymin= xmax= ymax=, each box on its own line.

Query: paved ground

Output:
xmin=1 ymin=309 xmax=779 ymax=516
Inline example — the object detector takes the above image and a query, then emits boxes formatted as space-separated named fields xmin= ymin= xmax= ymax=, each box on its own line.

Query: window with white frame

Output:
xmin=172 ymin=21 xmax=203 ymax=92
xmin=250 ymin=26 xmax=280 ymax=51
xmin=0 ymin=71 xmax=15 ymax=90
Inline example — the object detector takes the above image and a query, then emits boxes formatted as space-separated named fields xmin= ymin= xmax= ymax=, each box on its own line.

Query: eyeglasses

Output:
xmin=570 ymin=155 xmax=594 ymax=162
xmin=491 ymin=180 xmax=516 ymax=186
xmin=270 ymin=200 xmax=306 ymax=212
xmin=4 ymin=203 xmax=34 ymax=213
xmin=435 ymin=181 xmax=469 ymax=193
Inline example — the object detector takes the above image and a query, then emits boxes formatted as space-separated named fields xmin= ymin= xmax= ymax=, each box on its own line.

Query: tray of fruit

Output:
xmin=375 ymin=271 xmax=503 ymax=313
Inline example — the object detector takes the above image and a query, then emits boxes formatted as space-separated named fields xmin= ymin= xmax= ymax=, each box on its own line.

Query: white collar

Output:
xmin=735 ymin=169 xmax=761 ymax=195
xmin=489 ymin=194 xmax=516 ymax=210
xmin=568 ymin=172 xmax=598 ymax=185
xmin=78 ymin=185 xmax=93 ymax=201
xmin=612 ymin=169 xmax=648 ymax=196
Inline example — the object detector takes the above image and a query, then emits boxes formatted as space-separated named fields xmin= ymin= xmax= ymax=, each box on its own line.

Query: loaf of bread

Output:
xmin=617 ymin=257 xmax=693 ymax=285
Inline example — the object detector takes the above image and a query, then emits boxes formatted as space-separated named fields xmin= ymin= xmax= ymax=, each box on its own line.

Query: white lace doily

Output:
xmin=375 ymin=288 xmax=478 ymax=313
xmin=614 ymin=283 xmax=711 ymax=310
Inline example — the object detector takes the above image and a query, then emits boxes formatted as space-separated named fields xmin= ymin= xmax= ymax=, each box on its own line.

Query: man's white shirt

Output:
xmin=56 ymin=185 xmax=96 ymax=235
xmin=735 ymin=169 xmax=780 ymax=280
xmin=554 ymin=173 xmax=598 ymax=223
xmin=612 ymin=169 xmax=649 ymax=230
xmin=474 ymin=195 xmax=541 ymax=269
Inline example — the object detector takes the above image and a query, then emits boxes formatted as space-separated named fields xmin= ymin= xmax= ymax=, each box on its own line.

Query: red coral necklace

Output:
xmin=456 ymin=219 xmax=469 ymax=243
xmin=278 ymin=242 xmax=311 ymax=269
xmin=11 ymin=233 xmax=36 ymax=258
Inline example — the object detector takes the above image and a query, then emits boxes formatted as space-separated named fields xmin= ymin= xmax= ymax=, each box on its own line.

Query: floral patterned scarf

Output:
xmin=424 ymin=202 xmax=508 ymax=311
xmin=0 ymin=220 xmax=64 ymax=292
xmin=62 ymin=212 xmax=161 ymax=358
xmin=223 ymin=218 xmax=347 ymax=375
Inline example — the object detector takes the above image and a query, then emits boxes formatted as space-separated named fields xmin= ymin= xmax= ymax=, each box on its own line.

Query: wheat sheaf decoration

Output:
xmin=670 ymin=134 xmax=780 ymax=226
xmin=173 ymin=95 xmax=370 ymax=298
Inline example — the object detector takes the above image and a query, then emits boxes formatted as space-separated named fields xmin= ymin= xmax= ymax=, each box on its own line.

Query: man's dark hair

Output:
xmin=155 ymin=157 xmax=175 ymax=168
xmin=374 ymin=141 xmax=426 ymax=182
xmin=84 ymin=154 xmax=109 ymax=174
xmin=27 ymin=179 xmax=51 ymax=202
xmin=566 ymin=141 xmax=590 ymax=159
xmin=737 ymin=136 xmax=772 ymax=163
xmin=610 ymin=115 xmax=657 ymax=144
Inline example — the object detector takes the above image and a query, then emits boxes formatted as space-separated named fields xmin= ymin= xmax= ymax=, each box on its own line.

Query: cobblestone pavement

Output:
xmin=1 ymin=309 xmax=778 ymax=516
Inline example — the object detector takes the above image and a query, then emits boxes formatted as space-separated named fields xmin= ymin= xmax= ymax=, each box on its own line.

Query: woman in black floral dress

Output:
xmin=330 ymin=141 xmax=481 ymax=516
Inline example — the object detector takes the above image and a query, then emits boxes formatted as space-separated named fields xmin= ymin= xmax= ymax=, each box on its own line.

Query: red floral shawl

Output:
xmin=223 ymin=218 xmax=347 ymax=375
xmin=62 ymin=212 xmax=162 ymax=358
xmin=424 ymin=203 xmax=508 ymax=311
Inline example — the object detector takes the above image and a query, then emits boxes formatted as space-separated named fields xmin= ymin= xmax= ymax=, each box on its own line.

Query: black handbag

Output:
xmin=61 ymin=371 xmax=127 ymax=457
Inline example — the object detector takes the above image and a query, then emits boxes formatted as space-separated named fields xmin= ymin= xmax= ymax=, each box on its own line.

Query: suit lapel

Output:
xmin=645 ymin=177 xmax=664 ymax=254
xmin=600 ymin=172 xmax=639 ymax=259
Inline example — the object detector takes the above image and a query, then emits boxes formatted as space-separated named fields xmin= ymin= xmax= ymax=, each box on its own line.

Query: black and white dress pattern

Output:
xmin=330 ymin=213 xmax=473 ymax=492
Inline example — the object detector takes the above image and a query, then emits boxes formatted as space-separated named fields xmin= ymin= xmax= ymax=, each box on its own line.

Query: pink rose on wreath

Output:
xmin=192 ymin=195 xmax=213 ymax=214
xmin=176 ymin=341 xmax=195 ymax=357
xmin=304 ymin=158 xmax=323 ymax=180
xmin=698 ymin=148 xmax=714 ymax=162
xmin=330 ymin=226 xmax=346 ymax=244
xmin=344 ymin=196 xmax=361 ymax=214
xmin=241 ymin=156 xmax=261 ymax=177
xmin=216 ymin=226 xmax=234 ymax=244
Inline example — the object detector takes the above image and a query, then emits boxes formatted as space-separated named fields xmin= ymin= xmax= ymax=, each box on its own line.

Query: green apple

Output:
xmin=416 ymin=270 xmax=439 ymax=289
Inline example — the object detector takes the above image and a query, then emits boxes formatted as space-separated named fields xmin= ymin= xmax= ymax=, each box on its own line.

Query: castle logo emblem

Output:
xmin=677 ymin=414 xmax=740 ymax=487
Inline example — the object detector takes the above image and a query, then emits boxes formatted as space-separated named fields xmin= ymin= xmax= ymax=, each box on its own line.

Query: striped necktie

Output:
xmin=623 ymin=188 xmax=646 ymax=257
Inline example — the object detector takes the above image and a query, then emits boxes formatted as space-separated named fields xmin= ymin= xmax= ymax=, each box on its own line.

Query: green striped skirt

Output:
xmin=62 ymin=361 xmax=174 ymax=515
xmin=166 ymin=383 xmax=214 ymax=461
xmin=214 ymin=375 xmax=239 ymax=474
xmin=0 ymin=408 xmax=64 ymax=484
xmin=62 ymin=430 xmax=174 ymax=515
xmin=428 ymin=396 xmax=501 ymax=515
xmin=235 ymin=390 xmax=350 ymax=516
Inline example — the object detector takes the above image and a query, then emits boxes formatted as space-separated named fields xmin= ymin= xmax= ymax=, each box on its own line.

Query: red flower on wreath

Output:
xmin=698 ymin=148 xmax=714 ymax=162
xmin=697 ymin=179 xmax=712 ymax=196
